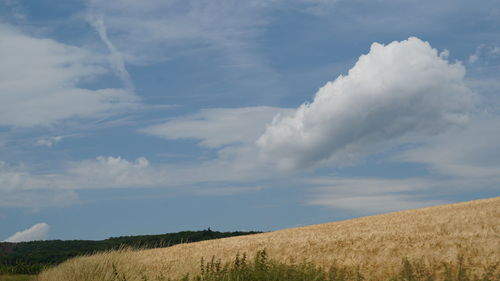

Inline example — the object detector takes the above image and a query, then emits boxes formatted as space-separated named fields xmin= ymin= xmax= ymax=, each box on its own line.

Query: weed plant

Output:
xmin=184 ymin=251 xmax=498 ymax=281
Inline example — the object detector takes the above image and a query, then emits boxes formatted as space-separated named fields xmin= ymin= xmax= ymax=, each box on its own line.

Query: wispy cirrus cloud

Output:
xmin=84 ymin=0 xmax=346 ymax=65
xmin=0 ymin=23 xmax=139 ymax=128
xmin=305 ymin=177 xmax=447 ymax=214
xmin=141 ymin=107 xmax=291 ymax=148
xmin=395 ymin=115 xmax=500 ymax=182
xmin=86 ymin=0 xmax=271 ymax=64
xmin=85 ymin=0 xmax=294 ymax=104
xmin=35 ymin=136 xmax=65 ymax=147
xmin=88 ymin=16 xmax=135 ymax=92
xmin=469 ymin=44 xmax=500 ymax=64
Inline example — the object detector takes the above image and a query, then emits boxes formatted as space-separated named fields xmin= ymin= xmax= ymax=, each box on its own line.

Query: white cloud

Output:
xmin=0 ymin=161 xmax=81 ymax=209
xmin=396 ymin=114 xmax=500 ymax=181
xmin=0 ymin=157 xmax=157 ymax=191
xmin=66 ymin=156 xmax=161 ymax=188
xmin=0 ymin=151 xmax=275 ymax=209
xmin=0 ymin=189 xmax=80 ymax=210
xmin=0 ymin=0 xmax=26 ymax=21
xmin=141 ymin=107 xmax=291 ymax=148
xmin=305 ymin=115 xmax=500 ymax=215
xmin=0 ymin=30 xmax=494 ymax=211
xmin=0 ymin=156 xmax=163 ymax=208
xmin=85 ymin=0 xmax=291 ymax=105
xmin=35 ymin=136 xmax=64 ymax=147
xmin=85 ymin=0 xmax=343 ymax=65
xmin=309 ymin=193 xmax=445 ymax=214
xmin=257 ymin=37 xmax=476 ymax=169
xmin=89 ymin=16 xmax=134 ymax=91
xmin=86 ymin=0 xmax=269 ymax=64
xmin=139 ymin=106 xmax=297 ymax=186
xmin=1 ymin=106 xmax=292 ymax=204
xmin=84 ymin=0 xmax=345 ymax=102
xmin=4 ymin=223 xmax=49 ymax=242
xmin=0 ymin=161 xmax=38 ymax=192
xmin=469 ymin=54 xmax=479 ymax=64
xmin=0 ymin=156 xmax=162 ymax=208
xmin=0 ymin=23 xmax=138 ymax=127
xmin=469 ymin=44 xmax=500 ymax=64
xmin=306 ymin=177 xmax=446 ymax=214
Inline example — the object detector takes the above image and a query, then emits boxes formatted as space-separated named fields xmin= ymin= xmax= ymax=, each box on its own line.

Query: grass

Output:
xmin=35 ymin=250 xmax=499 ymax=281
xmin=0 ymin=275 xmax=34 ymax=281
xmin=184 ymin=250 xmax=499 ymax=281
xmin=36 ymin=197 xmax=500 ymax=281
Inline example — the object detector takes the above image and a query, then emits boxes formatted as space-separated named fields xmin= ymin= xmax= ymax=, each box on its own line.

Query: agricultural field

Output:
xmin=36 ymin=197 xmax=500 ymax=281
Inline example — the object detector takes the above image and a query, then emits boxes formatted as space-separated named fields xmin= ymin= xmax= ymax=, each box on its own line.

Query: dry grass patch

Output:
xmin=0 ymin=275 xmax=34 ymax=281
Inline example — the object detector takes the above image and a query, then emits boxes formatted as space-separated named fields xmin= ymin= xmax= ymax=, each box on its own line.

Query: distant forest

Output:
xmin=0 ymin=228 xmax=261 ymax=274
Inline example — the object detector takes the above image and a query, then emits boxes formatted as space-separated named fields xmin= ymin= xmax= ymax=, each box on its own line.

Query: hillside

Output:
xmin=0 ymin=229 xmax=260 ymax=274
xmin=38 ymin=197 xmax=500 ymax=280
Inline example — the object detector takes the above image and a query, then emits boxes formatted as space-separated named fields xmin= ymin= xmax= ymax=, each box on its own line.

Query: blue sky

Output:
xmin=1 ymin=0 xmax=499 ymax=242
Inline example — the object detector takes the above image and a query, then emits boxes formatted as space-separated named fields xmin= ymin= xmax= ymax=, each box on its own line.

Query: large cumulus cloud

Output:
xmin=257 ymin=37 xmax=476 ymax=169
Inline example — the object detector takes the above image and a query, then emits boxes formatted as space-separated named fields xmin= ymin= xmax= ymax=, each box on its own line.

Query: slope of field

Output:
xmin=0 ymin=229 xmax=260 ymax=275
xmin=38 ymin=197 xmax=500 ymax=281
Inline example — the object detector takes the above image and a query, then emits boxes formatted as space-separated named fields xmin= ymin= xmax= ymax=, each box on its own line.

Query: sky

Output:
xmin=1 ymin=0 xmax=499 ymax=242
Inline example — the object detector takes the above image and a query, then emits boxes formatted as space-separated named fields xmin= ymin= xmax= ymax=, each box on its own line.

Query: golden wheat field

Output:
xmin=37 ymin=197 xmax=500 ymax=281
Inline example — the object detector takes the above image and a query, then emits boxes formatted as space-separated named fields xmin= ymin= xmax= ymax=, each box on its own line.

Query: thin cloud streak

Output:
xmin=305 ymin=177 xmax=448 ymax=214
xmin=140 ymin=107 xmax=292 ymax=148
xmin=89 ymin=15 xmax=135 ymax=92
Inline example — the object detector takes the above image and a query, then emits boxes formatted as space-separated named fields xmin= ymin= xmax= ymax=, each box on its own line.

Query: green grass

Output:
xmin=0 ymin=274 xmax=34 ymax=281
xmin=186 ymin=250 xmax=364 ymax=281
